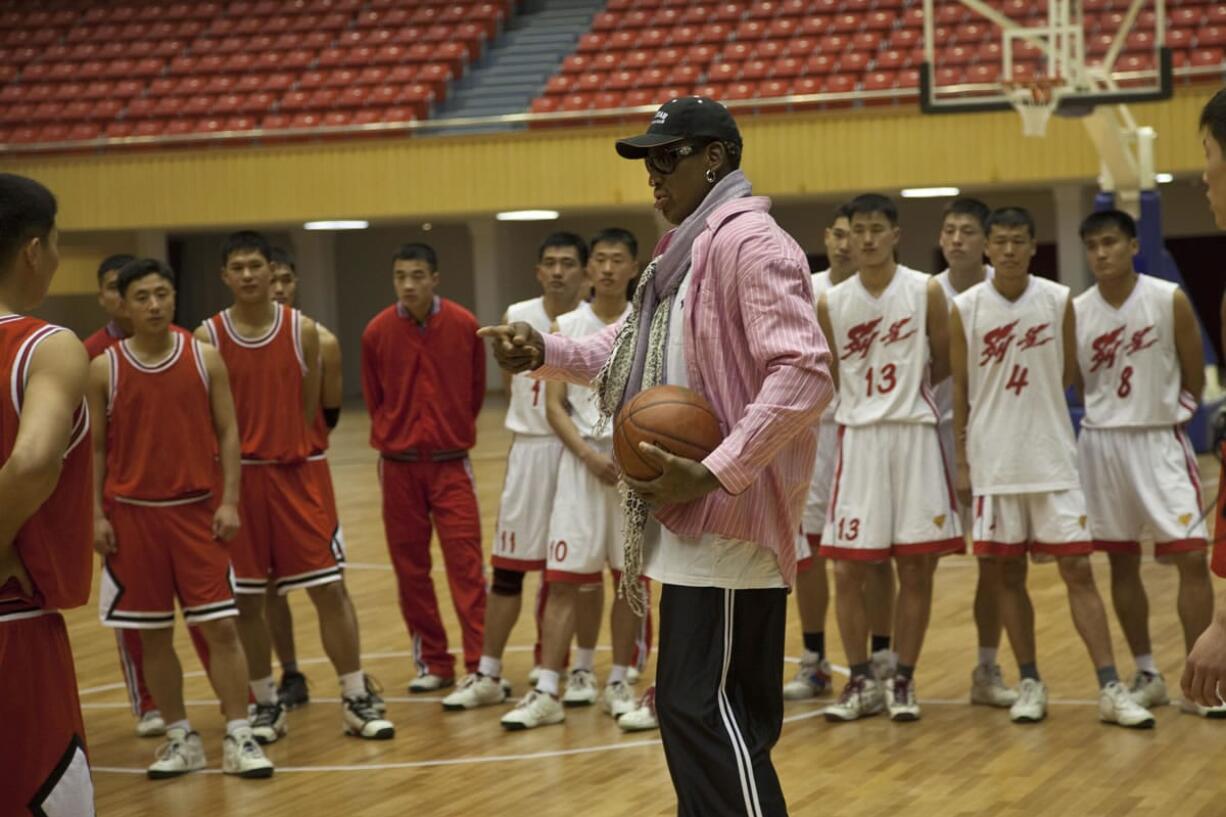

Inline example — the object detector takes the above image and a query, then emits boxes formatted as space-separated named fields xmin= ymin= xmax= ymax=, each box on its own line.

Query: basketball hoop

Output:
xmin=1002 ymin=77 xmax=1062 ymax=137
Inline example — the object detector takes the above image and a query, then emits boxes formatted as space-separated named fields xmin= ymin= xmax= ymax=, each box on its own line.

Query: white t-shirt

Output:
xmin=812 ymin=270 xmax=839 ymax=422
xmin=642 ymin=273 xmax=786 ymax=589
xmin=932 ymin=265 xmax=994 ymax=424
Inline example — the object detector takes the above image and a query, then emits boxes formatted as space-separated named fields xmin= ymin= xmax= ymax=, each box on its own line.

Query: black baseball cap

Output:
xmin=615 ymin=96 xmax=742 ymax=159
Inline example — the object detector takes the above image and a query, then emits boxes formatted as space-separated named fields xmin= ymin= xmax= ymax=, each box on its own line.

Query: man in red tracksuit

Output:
xmin=362 ymin=242 xmax=487 ymax=693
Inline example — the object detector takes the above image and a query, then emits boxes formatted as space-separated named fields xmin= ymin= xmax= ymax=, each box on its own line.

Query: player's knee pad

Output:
xmin=491 ymin=567 xmax=525 ymax=597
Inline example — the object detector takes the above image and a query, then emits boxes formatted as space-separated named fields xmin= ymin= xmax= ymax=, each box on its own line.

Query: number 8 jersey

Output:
xmin=955 ymin=277 xmax=1079 ymax=495
xmin=826 ymin=265 xmax=939 ymax=427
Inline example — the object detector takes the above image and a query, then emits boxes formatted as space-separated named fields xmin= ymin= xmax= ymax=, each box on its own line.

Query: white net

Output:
xmin=1004 ymin=79 xmax=1062 ymax=137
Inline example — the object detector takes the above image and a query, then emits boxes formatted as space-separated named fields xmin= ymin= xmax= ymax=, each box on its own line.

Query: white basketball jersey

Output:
xmin=826 ymin=265 xmax=938 ymax=427
xmin=504 ymin=297 xmax=566 ymax=436
xmin=1075 ymin=275 xmax=1195 ymax=429
xmin=812 ymin=270 xmax=841 ymax=421
xmin=557 ymin=301 xmax=630 ymax=441
xmin=932 ymin=265 xmax=994 ymax=423
xmin=956 ymin=277 xmax=1079 ymax=494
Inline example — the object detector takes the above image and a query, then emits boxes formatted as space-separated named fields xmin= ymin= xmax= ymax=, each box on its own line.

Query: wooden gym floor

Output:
xmin=68 ymin=397 xmax=1226 ymax=816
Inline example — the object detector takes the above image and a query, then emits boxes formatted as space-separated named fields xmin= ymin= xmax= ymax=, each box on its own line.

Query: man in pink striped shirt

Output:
xmin=481 ymin=96 xmax=832 ymax=817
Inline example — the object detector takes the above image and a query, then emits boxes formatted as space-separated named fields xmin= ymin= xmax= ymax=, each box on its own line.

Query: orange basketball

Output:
xmin=613 ymin=385 xmax=724 ymax=481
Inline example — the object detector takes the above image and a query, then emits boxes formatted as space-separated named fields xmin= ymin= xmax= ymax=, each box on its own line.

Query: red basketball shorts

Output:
xmin=0 ymin=612 xmax=94 ymax=816
xmin=232 ymin=461 xmax=343 ymax=595
xmin=99 ymin=496 xmax=238 ymax=628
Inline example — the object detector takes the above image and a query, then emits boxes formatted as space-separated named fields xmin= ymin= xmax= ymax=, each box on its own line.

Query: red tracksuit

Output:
xmin=84 ymin=322 xmax=213 ymax=715
xmin=362 ymin=299 xmax=486 ymax=678
xmin=1 ymin=316 xmax=96 ymax=816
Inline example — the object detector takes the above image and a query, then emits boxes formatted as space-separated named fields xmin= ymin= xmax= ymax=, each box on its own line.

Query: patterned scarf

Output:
xmin=592 ymin=170 xmax=752 ymax=614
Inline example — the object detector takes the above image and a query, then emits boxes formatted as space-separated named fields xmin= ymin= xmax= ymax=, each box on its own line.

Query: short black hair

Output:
xmin=709 ymin=138 xmax=743 ymax=171
xmin=393 ymin=242 xmax=437 ymax=272
xmin=97 ymin=253 xmax=135 ymax=283
xmin=538 ymin=232 xmax=589 ymax=267
xmin=117 ymin=258 xmax=176 ymax=298
xmin=829 ymin=203 xmax=853 ymax=226
xmin=1200 ymin=87 xmax=1226 ymax=153
xmin=268 ymin=246 xmax=296 ymax=272
xmin=943 ymin=197 xmax=991 ymax=232
xmin=0 ymin=173 xmax=57 ymax=273
xmin=847 ymin=193 xmax=899 ymax=226
xmin=590 ymin=227 xmax=638 ymax=260
xmin=986 ymin=206 xmax=1036 ymax=239
xmin=1079 ymin=209 xmax=1137 ymax=240
xmin=221 ymin=230 xmax=271 ymax=266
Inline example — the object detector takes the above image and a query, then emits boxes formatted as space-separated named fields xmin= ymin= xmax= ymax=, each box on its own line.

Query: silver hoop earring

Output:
xmin=705 ymin=169 xmax=717 ymax=184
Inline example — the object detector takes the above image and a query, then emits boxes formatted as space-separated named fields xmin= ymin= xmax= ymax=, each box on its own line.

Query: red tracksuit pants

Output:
xmin=380 ymin=457 xmax=486 ymax=677
xmin=117 ymin=623 xmax=212 ymax=716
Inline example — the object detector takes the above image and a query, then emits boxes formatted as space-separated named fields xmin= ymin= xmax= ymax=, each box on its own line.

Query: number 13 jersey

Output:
xmin=955 ymin=277 xmax=1079 ymax=495
xmin=826 ymin=265 xmax=938 ymax=427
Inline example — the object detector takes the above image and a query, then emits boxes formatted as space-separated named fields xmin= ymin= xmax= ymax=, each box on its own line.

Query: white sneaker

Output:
xmin=783 ymin=654 xmax=834 ymax=700
xmin=249 ymin=701 xmax=288 ymax=744
xmin=441 ymin=673 xmax=512 ymax=711
xmin=618 ymin=685 xmax=659 ymax=732
xmin=408 ymin=673 xmax=455 ymax=693
xmin=1180 ymin=698 xmax=1226 ymax=718
xmin=1128 ymin=670 xmax=1170 ymax=709
xmin=1100 ymin=681 xmax=1156 ymax=729
xmin=147 ymin=728 xmax=205 ymax=779
xmin=872 ymin=652 xmax=896 ymax=683
xmin=343 ymin=694 xmax=395 ymax=739
xmin=971 ymin=663 xmax=1019 ymax=708
xmin=136 ymin=709 xmax=166 ymax=738
xmin=561 ymin=669 xmax=598 ymax=707
xmin=602 ymin=681 xmax=637 ymax=718
xmin=627 ymin=667 xmax=642 ymax=685
xmin=222 ymin=727 xmax=274 ymax=779
xmin=1010 ymin=678 xmax=1048 ymax=724
xmin=500 ymin=689 xmax=565 ymax=730
xmin=824 ymin=676 xmax=885 ymax=722
xmin=887 ymin=676 xmax=921 ymax=722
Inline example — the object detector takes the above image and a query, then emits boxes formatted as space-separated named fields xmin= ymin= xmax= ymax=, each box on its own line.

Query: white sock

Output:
xmin=536 ymin=669 xmax=560 ymax=696
xmin=251 ymin=675 xmax=276 ymax=705
xmin=801 ymin=649 xmax=820 ymax=664
xmin=478 ymin=655 xmax=502 ymax=678
xmin=978 ymin=646 xmax=998 ymax=668
xmin=575 ymin=648 xmax=596 ymax=672
xmin=166 ymin=719 xmax=191 ymax=734
xmin=609 ymin=664 xmax=628 ymax=685
xmin=340 ymin=671 xmax=365 ymax=699
xmin=225 ymin=719 xmax=248 ymax=736
xmin=871 ymin=648 xmax=894 ymax=667
xmin=1135 ymin=654 xmax=1159 ymax=675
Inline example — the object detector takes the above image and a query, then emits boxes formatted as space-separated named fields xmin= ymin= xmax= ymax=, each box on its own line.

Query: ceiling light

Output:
xmin=496 ymin=210 xmax=560 ymax=221
xmin=1155 ymin=172 xmax=1173 ymax=184
xmin=303 ymin=219 xmax=369 ymax=230
xmin=900 ymin=187 xmax=960 ymax=199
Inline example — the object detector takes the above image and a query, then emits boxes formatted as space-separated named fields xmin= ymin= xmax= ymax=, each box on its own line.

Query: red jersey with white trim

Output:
xmin=84 ymin=322 xmax=192 ymax=360
xmin=104 ymin=334 xmax=217 ymax=501
xmin=1074 ymin=275 xmax=1196 ymax=429
xmin=825 ymin=265 xmax=937 ymax=427
xmin=0 ymin=315 xmax=93 ymax=612
xmin=504 ymin=297 xmax=564 ymax=436
xmin=203 ymin=305 xmax=309 ymax=463
xmin=955 ymin=277 xmax=1079 ymax=494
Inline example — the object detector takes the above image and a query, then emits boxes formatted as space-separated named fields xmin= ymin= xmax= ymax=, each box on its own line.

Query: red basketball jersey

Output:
xmin=309 ymin=402 xmax=328 ymax=456
xmin=0 ymin=315 xmax=93 ymax=613
xmin=204 ymin=305 xmax=309 ymax=463
xmin=104 ymin=334 xmax=218 ymax=502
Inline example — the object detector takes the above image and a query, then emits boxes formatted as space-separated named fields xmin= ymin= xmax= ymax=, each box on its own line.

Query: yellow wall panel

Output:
xmin=3 ymin=88 xmax=1215 ymax=232
xmin=48 ymin=232 xmax=140 ymax=296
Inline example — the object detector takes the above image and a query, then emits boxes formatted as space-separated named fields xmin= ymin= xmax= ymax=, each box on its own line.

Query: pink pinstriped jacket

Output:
xmin=533 ymin=196 xmax=834 ymax=586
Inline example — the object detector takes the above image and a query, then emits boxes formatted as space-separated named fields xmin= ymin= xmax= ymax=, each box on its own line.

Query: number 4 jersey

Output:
xmin=955 ymin=276 xmax=1079 ymax=495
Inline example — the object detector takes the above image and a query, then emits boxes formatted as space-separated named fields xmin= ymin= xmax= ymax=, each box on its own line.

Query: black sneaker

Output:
xmin=277 ymin=671 xmax=310 ymax=709
xmin=249 ymin=701 xmax=288 ymax=744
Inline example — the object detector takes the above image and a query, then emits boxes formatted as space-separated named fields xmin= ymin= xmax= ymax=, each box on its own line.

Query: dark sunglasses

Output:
xmin=644 ymin=142 xmax=705 ymax=176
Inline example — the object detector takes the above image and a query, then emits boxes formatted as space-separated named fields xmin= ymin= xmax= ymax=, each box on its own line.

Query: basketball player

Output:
xmin=0 ymin=173 xmax=96 ymax=816
xmin=362 ymin=242 xmax=486 ymax=694
xmin=198 ymin=230 xmax=392 ymax=742
xmin=442 ymin=233 xmax=587 ymax=710
xmin=81 ymin=252 xmax=216 ymax=736
xmin=787 ymin=204 xmax=896 ymax=700
xmin=501 ymin=228 xmax=641 ymax=729
xmin=264 ymin=246 xmax=371 ymax=710
xmin=482 ymin=96 xmax=831 ymax=816
xmin=89 ymin=259 xmax=273 ymax=778
xmin=933 ymin=197 xmax=1016 ymax=707
xmin=950 ymin=206 xmax=1154 ymax=727
xmin=816 ymin=193 xmax=963 ymax=723
xmin=1185 ymin=86 xmax=1226 ymax=710
xmin=1073 ymin=209 xmax=1218 ymax=717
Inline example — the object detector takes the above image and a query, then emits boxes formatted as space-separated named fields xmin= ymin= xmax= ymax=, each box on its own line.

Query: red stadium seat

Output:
xmin=722 ymin=41 xmax=753 ymax=62
xmin=735 ymin=20 xmax=767 ymax=40
xmin=804 ymin=53 xmax=836 ymax=74
xmin=593 ymin=91 xmax=625 ymax=109
xmin=740 ymin=59 xmax=772 ymax=80
xmin=576 ymin=32 xmax=607 ymax=52
xmin=667 ymin=64 xmax=702 ymax=85
xmin=681 ymin=4 xmax=714 ymax=24
xmin=708 ymin=61 xmax=740 ymax=83
xmin=852 ymin=31 xmax=881 ymax=51
xmin=819 ymin=35 xmax=849 ymax=52
xmin=874 ymin=49 xmax=907 ymax=70
xmin=686 ymin=44 xmax=718 ymax=64
xmin=697 ymin=24 xmax=731 ymax=43
xmin=758 ymin=78 xmax=789 ymax=98
xmin=966 ymin=63 xmax=1001 ymax=83
xmin=336 ymin=86 xmax=371 ymax=108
